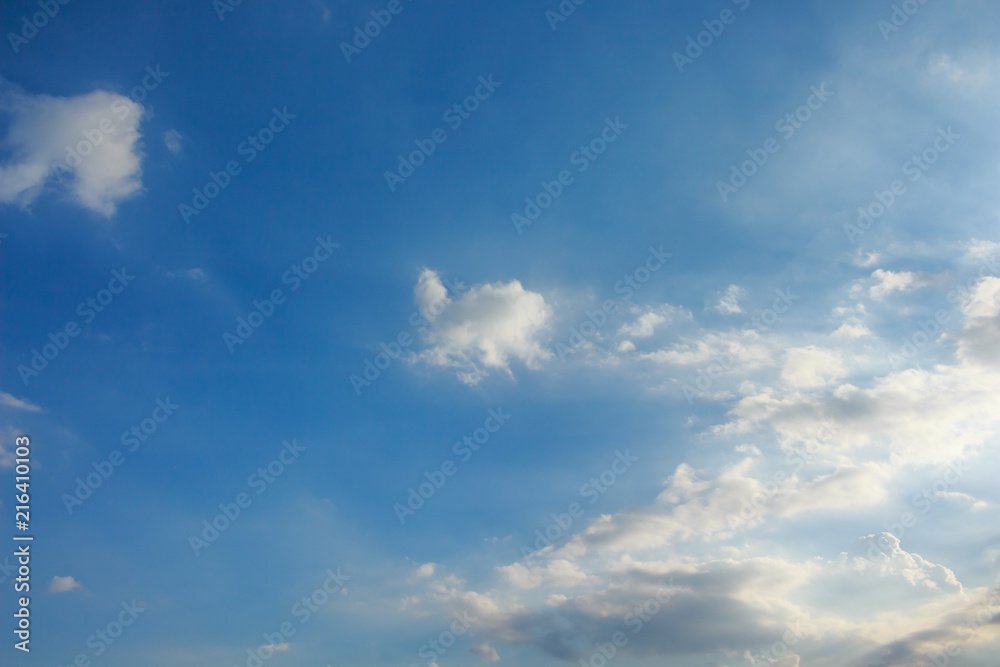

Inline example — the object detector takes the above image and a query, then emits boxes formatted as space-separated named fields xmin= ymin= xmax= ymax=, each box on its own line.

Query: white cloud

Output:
xmin=711 ymin=284 xmax=747 ymax=315
xmin=868 ymin=270 xmax=943 ymax=301
xmin=469 ymin=643 xmax=500 ymax=661
xmin=163 ymin=129 xmax=182 ymax=155
xmin=415 ymin=268 xmax=452 ymax=322
xmin=49 ymin=576 xmax=82 ymax=593
xmin=416 ymin=270 xmax=552 ymax=385
xmin=0 ymin=391 xmax=41 ymax=412
xmin=0 ymin=78 xmax=144 ymax=216
xmin=781 ymin=346 xmax=847 ymax=388
xmin=416 ymin=562 xmax=436 ymax=577
xmin=619 ymin=311 xmax=666 ymax=338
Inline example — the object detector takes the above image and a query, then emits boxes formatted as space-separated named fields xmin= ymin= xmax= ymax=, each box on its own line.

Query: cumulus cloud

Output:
xmin=163 ymin=129 xmax=182 ymax=156
xmin=956 ymin=276 xmax=1000 ymax=365
xmin=711 ymin=284 xmax=747 ymax=315
xmin=50 ymin=576 xmax=82 ymax=593
xmin=469 ymin=643 xmax=500 ymax=661
xmin=0 ymin=78 xmax=144 ymax=215
xmin=781 ymin=346 xmax=847 ymax=388
xmin=415 ymin=270 xmax=552 ymax=385
xmin=868 ymin=270 xmax=943 ymax=301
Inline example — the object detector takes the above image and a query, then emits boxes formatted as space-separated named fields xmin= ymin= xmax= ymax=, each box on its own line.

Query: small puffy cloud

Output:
xmin=163 ymin=129 xmax=182 ymax=155
xmin=711 ymin=284 xmax=746 ymax=315
xmin=416 ymin=270 xmax=552 ymax=385
xmin=960 ymin=238 xmax=1000 ymax=265
xmin=868 ymin=270 xmax=943 ymax=301
xmin=50 ymin=576 xmax=82 ymax=593
xmin=416 ymin=562 xmax=436 ymax=577
xmin=619 ymin=311 xmax=666 ymax=338
xmin=956 ymin=276 xmax=1000 ymax=365
xmin=469 ymin=643 xmax=500 ymax=661
xmin=415 ymin=268 xmax=452 ymax=322
xmin=0 ymin=78 xmax=144 ymax=216
xmin=832 ymin=321 xmax=872 ymax=339
xmin=781 ymin=346 xmax=846 ymax=388
xmin=0 ymin=391 xmax=41 ymax=412
xmin=852 ymin=250 xmax=880 ymax=268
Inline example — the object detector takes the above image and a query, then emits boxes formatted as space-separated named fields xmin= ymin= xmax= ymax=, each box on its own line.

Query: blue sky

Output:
xmin=2 ymin=0 xmax=1000 ymax=665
